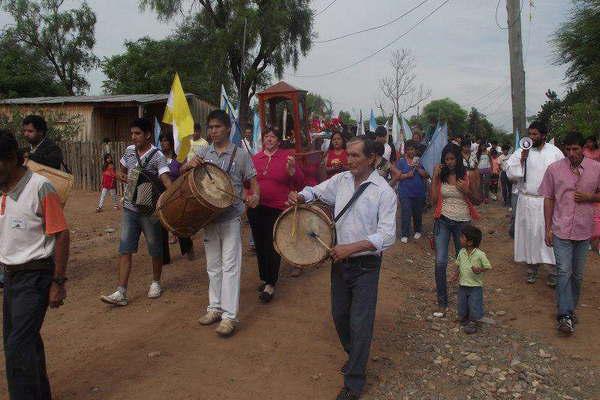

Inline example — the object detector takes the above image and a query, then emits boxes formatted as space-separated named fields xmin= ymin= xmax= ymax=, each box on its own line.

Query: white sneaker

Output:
xmin=400 ymin=237 xmax=408 ymax=244
xmin=490 ymin=194 xmax=497 ymax=201
xmin=100 ymin=290 xmax=128 ymax=306
xmin=147 ymin=281 xmax=162 ymax=299
xmin=414 ymin=232 xmax=422 ymax=240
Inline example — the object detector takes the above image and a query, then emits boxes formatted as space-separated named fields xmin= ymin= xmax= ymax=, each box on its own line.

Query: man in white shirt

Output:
xmin=375 ymin=126 xmax=392 ymax=161
xmin=288 ymin=136 xmax=397 ymax=400
xmin=241 ymin=126 xmax=256 ymax=156
xmin=187 ymin=123 xmax=209 ymax=161
xmin=506 ymin=121 xmax=564 ymax=285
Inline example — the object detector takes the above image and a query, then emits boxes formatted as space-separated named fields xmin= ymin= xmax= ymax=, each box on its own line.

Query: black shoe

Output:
xmin=558 ymin=316 xmax=574 ymax=334
xmin=257 ymin=282 xmax=266 ymax=292
xmin=259 ymin=290 xmax=274 ymax=303
xmin=336 ymin=387 xmax=360 ymax=400
xmin=340 ymin=361 xmax=349 ymax=374
xmin=463 ymin=321 xmax=478 ymax=335
xmin=571 ymin=312 xmax=578 ymax=325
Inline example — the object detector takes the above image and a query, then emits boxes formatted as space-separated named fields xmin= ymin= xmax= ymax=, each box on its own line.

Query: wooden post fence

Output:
xmin=59 ymin=141 xmax=128 ymax=193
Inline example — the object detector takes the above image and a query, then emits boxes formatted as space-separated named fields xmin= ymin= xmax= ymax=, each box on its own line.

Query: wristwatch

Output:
xmin=53 ymin=276 xmax=68 ymax=286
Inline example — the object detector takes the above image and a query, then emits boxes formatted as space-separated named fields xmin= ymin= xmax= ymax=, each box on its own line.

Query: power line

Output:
xmin=315 ymin=0 xmax=430 ymax=44
xmin=295 ymin=0 xmax=451 ymax=78
xmin=315 ymin=0 xmax=339 ymax=16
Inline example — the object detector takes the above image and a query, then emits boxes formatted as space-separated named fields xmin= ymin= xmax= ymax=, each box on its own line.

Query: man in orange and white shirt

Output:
xmin=0 ymin=129 xmax=70 ymax=400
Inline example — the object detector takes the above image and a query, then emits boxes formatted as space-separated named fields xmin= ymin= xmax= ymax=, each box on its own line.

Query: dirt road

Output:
xmin=1 ymin=191 xmax=599 ymax=399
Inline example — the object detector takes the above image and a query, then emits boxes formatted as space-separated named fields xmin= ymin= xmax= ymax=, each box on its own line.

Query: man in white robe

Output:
xmin=506 ymin=121 xmax=564 ymax=285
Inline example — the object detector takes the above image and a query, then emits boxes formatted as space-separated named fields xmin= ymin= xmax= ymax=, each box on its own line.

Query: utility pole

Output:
xmin=507 ymin=0 xmax=526 ymax=138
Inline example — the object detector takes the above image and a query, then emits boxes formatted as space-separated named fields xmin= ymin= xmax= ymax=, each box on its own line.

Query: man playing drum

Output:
xmin=288 ymin=136 xmax=397 ymax=400
xmin=183 ymin=110 xmax=259 ymax=337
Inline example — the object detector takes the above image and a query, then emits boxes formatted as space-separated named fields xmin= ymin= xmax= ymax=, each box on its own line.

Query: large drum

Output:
xmin=156 ymin=163 xmax=234 ymax=237
xmin=273 ymin=202 xmax=335 ymax=268
xmin=25 ymin=159 xmax=73 ymax=207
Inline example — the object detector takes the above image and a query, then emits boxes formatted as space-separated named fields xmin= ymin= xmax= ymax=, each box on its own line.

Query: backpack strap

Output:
xmin=226 ymin=145 xmax=238 ymax=174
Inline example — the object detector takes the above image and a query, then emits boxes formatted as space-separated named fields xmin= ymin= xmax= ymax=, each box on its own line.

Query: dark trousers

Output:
xmin=399 ymin=196 xmax=425 ymax=238
xmin=500 ymin=171 xmax=512 ymax=207
xmin=331 ymin=256 xmax=381 ymax=395
xmin=178 ymin=237 xmax=194 ymax=256
xmin=434 ymin=216 xmax=465 ymax=308
xmin=457 ymin=286 xmax=484 ymax=322
xmin=3 ymin=269 xmax=53 ymax=400
xmin=247 ymin=205 xmax=282 ymax=286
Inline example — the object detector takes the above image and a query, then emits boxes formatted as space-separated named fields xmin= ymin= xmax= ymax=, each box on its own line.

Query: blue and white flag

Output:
xmin=514 ymin=128 xmax=520 ymax=150
xmin=220 ymin=85 xmax=242 ymax=146
xmin=154 ymin=116 xmax=162 ymax=147
xmin=252 ymin=111 xmax=262 ymax=154
xmin=369 ymin=109 xmax=377 ymax=133
xmin=420 ymin=123 xmax=448 ymax=176
xmin=401 ymin=115 xmax=413 ymax=141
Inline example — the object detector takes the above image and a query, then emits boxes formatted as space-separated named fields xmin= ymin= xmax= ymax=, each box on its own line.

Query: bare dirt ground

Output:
xmin=1 ymin=190 xmax=599 ymax=400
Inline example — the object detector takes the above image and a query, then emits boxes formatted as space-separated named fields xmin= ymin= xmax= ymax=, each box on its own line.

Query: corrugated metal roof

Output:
xmin=0 ymin=93 xmax=198 ymax=105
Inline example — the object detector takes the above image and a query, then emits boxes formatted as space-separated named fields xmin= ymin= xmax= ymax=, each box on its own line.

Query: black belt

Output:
xmin=341 ymin=254 xmax=381 ymax=264
xmin=2 ymin=258 xmax=54 ymax=274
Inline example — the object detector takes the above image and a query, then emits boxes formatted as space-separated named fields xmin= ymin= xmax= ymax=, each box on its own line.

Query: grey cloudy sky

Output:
xmin=1 ymin=0 xmax=572 ymax=130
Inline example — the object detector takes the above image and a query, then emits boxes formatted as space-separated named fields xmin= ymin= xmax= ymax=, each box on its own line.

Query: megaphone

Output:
xmin=519 ymin=137 xmax=533 ymax=150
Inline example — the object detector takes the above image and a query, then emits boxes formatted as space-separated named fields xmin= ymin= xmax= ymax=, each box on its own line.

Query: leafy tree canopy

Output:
xmin=1 ymin=0 xmax=99 ymax=95
xmin=139 ymin=0 xmax=314 ymax=129
xmin=102 ymin=37 xmax=232 ymax=102
xmin=421 ymin=98 xmax=468 ymax=136
xmin=0 ymin=34 xmax=66 ymax=98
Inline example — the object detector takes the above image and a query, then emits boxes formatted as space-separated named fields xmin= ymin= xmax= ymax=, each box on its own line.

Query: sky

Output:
xmin=0 ymin=0 xmax=572 ymax=131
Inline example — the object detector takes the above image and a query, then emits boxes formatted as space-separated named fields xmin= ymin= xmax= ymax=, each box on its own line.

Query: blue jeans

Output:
xmin=457 ymin=286 xmax=484 ymax=322
xmin=331 ymin=256 xmax=381 ymax=395
xmin=553 ymin=236 xmax=589 ymax=318
xmin=118 ymin=209 xmax=164 ymax=258
xmin=434 ymin=217 xmax=466 ymax=307
xmin=399 ymin=197 xmax=425 ymax=238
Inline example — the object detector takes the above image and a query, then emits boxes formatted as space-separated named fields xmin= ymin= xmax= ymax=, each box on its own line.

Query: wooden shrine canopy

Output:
xmin=257 ymin=81 xmax=309 ymax=154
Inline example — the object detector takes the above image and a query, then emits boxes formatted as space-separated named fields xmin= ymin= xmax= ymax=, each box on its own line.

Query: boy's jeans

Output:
xmin=434 ymin=217 xmax=465 ymax=308
xmin=552 ymin=236 xmax=589 ymax=318
xmin=457 ymin=285 xmax=484 ymax=321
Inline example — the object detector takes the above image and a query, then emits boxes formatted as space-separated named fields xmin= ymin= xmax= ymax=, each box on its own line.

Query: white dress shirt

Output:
xmin=299 ymin=170 xmax=397 ymax=256
xmin=383 ymin=143 xmax=392 ymax=161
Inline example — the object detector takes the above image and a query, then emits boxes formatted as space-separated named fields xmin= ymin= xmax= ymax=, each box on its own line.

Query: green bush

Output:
xmin=0 ymin=107 xmax=82 ymax=144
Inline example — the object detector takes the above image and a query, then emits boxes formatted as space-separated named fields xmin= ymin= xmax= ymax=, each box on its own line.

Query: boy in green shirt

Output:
xmin=450 ymin=224 xmax=492 ymax=334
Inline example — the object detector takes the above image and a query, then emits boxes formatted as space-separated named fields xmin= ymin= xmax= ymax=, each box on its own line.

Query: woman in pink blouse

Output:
xmin=248 ymin=129 xmax=304 ymax=302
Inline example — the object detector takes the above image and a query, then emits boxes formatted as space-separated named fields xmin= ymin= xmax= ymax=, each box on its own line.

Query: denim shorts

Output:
xmin=118 ymin=208 xmax=164 ymax=258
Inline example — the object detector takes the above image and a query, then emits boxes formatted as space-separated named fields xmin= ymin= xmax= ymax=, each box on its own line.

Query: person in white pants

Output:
xmin=183 ymin=109 xmax=259 ymax=337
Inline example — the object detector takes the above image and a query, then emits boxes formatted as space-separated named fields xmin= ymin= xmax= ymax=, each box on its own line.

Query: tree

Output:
xmin=1 ymin=0 xmax=99 ymax=95
xmin=466 ymin=107 xmax=494 ymax=140
xmin=338 ymin=110 xmax=356 ymax=126
xmin=553 ymin=0 xmax=600 ymax=97
xmin=0 ymin=34 xmax=66 ymax=98
xmin=421 ymin=98 xmax=468 ymax=136
xmin=140 ymin=0 xmax=314 ymax=130
xmin=379 ymin=49 xmax=430 ymax=117
xmin=306 ymin=93 xmax=333 ymax=119
xmin=102 ymin=37 xmax=231 ymax=102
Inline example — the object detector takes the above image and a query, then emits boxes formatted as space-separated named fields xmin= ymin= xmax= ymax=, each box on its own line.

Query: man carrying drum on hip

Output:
xmin=288 ymin=136 xmax=397 ymax=400
xmin=182 ymin=109 xmax=259 ymax=337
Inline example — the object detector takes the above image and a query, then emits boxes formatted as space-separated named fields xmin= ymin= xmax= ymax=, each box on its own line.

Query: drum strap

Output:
xmin=333 ymin=182 xmax=371 ymax=223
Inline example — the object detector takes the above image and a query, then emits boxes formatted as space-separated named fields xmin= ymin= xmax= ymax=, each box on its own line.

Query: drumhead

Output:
xmin=191 ymin=163 xmax=235 ymax=209
xmin=273 ymin=204 xmax=334 ymax=267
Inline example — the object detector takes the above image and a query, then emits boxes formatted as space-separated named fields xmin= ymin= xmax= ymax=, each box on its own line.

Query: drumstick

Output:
xmin=291 ymin=205 xmax=298 ymax=239
xmin=307 ymin=231 xmax=332 ymax=251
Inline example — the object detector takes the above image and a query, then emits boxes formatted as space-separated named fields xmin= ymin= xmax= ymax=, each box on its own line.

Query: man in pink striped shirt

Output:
xmin=539 ymin=131 xmax=600 ymax=335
